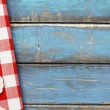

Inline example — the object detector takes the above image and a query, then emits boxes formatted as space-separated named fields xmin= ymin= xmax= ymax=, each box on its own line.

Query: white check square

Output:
xmin=0 ymin=5 xmax=4 ymax=16
xmin=0 ymin=27 xmax=8 ymax=40
xmin=3 ymin=75 xmax=16 ymax=88
xmin=0 ymin=51 xmax=12 ymax=64
xmin=8 ymin=98 xmax=21 ymax=110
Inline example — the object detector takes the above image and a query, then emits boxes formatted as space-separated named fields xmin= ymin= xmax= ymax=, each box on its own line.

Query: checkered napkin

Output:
xmin=0 ymin=0 xmax=23 ymax=109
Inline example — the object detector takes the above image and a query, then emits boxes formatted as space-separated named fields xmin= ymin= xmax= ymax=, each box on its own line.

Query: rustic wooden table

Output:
xmin=7 ymin=0 xmax=110 ymax=109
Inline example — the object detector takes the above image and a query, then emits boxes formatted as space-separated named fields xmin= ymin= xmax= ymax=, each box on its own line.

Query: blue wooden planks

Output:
xmin=12 ymin=25 xmax=110 ymax=63
xmin=7 ymin=0 xmax=110 ymax=22
xmin=7 ymin=0 xmax=110 ymax=108
xmin=19 ymin=64 xmax=110 ymax=104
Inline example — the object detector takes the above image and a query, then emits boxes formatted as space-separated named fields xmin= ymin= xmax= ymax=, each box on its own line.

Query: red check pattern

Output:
xmin=0 ymin=0 xmax=23 ymax=109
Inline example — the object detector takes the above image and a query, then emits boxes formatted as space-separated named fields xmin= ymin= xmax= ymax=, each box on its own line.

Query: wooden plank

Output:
xmin=19 ymin=64 xmax=110 ymax=104
xmin=7 ymin=0 xmax=110 ymax=23
xmin=12 ymin=24 xmax=110 ymax=63
xmin=24 ymin=105 xmax=110 ymax=110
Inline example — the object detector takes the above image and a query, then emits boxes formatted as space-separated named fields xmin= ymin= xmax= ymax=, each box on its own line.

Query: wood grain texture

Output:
xmin=24 ymin=105 xmax=110 ymax=110
xmin=7 ymin=0 xmax=110 ymax=23
xmin=19 ymin=64 xmax=110 ymax=104
xmin=12 ymin=25 xmax=110 ymax=63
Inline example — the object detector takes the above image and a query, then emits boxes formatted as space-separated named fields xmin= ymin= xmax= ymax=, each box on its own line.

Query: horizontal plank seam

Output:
xmin=11 ymin=22 xmax=110 ymax=25
xmin=11 ymin=23 xmax=110 ymax=28
xmin=24 ymin=104 xmax=110 ymax=108
xmin=24 ymin=104 xmax=110 ymax=105
xmin=17 ymin=62 xmax=110 ymax=65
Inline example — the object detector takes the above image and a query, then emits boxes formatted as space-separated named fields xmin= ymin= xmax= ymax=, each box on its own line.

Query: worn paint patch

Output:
xmin=12 ymin=26 xmax=110 ymax=63
xmin=19 ymin=64 xmax=110 ymax=104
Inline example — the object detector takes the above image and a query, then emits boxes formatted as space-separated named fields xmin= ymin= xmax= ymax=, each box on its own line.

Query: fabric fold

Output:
xmin=0 ymin=0 xmax=24 ymax=109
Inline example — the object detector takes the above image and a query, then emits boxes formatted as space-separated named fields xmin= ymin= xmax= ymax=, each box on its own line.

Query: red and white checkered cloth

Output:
xmin=0 ymin=0 xmax=24 ymax=109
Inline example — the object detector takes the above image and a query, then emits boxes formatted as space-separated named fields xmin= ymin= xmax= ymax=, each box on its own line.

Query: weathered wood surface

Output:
xmin=7 ymin=0 xmax=110 ymax=23
xmin=25 ymin=105 xmax=110 ymax=110
xmin=19 ymin=64 xmax=110 ymax=104
xmin=12 ymin=24 xmax=110 ymax=63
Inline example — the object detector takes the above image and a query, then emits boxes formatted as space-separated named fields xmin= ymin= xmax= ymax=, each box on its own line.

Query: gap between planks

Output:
xmin=11 ymin=23 xmax=110 ymax=28
xmin=10 ymin=22 xmax=110 ymax=24
xmin=17 ymin=62 xmax=110 ymax=65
